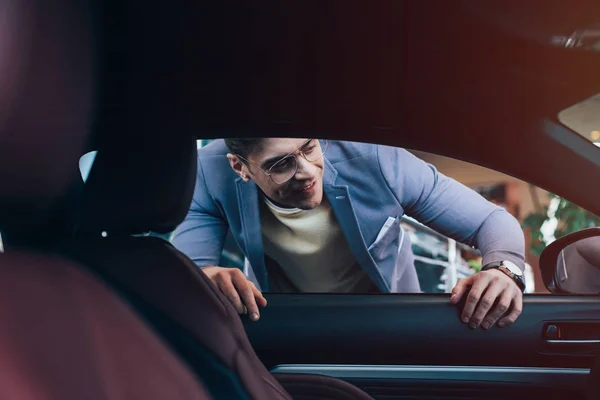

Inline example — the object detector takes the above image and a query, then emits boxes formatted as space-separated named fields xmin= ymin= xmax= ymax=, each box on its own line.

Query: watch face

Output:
xmin=501 ymin=261 xmax=523 ymax=277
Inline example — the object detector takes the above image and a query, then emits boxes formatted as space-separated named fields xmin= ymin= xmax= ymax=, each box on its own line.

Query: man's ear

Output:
xmin=227 ymin=154 xmax=251 ymax=182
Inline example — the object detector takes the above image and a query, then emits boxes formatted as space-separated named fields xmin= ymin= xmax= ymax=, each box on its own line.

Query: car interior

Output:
xmin=2 ymin=1 xmax=600 ymax=400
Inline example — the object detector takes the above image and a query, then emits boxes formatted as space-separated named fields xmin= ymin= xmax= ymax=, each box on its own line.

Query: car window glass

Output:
xmin=79 ymin=151 xmax=97 ymax=183
xmin=165 ymin=138 xmax=600 ymax=296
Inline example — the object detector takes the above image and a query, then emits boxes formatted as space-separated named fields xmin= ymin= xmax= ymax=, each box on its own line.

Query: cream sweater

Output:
xmin=260 ymin=195 xmax=373 ymax=293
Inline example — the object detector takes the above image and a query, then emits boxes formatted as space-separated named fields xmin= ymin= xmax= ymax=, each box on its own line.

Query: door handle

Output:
xmin=542 ymin=323 xmax=600 ymax=354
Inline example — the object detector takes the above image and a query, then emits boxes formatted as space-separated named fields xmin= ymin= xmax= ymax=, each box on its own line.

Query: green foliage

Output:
xmin=522 ymin=190 xmax=600 ymax=256
xmin=468 ymin=259 xmax=482 ymax=273
xmin=522 ymin=211 xmax=548 ymax=256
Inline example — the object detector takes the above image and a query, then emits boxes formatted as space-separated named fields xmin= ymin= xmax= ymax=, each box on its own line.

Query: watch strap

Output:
xmin=482 ymin=262 xmax=526 ymax=292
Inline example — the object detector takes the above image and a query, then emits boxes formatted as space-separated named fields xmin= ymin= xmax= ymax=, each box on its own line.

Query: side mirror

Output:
xmin=540 ymin=228 xmax=600 ymax=294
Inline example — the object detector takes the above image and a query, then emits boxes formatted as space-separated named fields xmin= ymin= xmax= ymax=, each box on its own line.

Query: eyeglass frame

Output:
xmin=234 ymin=138 xmax=329 ymax=185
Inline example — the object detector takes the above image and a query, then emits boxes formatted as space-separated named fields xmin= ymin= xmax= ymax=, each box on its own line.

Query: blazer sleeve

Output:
xmin=377 ymin=145 xmax=525 ymax=271
xmin=171 ymin=157 xmax=228 ymax=267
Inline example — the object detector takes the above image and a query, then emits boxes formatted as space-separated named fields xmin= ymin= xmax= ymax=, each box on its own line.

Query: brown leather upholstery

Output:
xmin=0 ymin=0 xmax=212 ymax=398
xmin=0 ymin=252 xmax=211 ymax=400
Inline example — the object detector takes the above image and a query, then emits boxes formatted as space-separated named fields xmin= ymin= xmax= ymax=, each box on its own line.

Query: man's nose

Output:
xmin=293 ymin=157 xmax=315 ymax=180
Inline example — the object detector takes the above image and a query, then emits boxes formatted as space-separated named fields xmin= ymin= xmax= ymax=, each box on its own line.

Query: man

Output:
xmin=172 ymin=138 xmax=526 ymax=329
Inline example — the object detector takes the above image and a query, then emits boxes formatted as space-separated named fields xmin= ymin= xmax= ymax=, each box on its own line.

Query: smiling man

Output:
xmin=172 ymin=138 xmax=526 ymax=330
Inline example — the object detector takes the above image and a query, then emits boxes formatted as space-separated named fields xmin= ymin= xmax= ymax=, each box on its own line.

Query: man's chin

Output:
xmin=297 ymin=203 xmax=318 ymax=210
xmin=296 ymin=193 xmax=323 ymax=210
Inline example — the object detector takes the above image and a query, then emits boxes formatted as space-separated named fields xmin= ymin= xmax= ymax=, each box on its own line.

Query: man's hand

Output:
xmin=450 ymin=269 xmax=522 ymax=329
xmin=201 ymin=266 xmax=267 ymax=321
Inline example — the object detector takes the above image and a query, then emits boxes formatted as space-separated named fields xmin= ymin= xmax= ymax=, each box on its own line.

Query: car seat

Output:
xmin=0 ymin=0 xmax=212 ymax=398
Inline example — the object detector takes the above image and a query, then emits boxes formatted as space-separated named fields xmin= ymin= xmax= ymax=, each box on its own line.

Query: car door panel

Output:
xmin=244 ymin=295 xmax=600 ymax=399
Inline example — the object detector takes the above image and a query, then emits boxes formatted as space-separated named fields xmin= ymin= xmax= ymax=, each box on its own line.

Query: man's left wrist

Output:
xmin=481 ymin=260 xmax=526 ymax=292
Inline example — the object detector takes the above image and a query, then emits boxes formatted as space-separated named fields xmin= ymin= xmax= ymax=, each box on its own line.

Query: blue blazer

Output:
xmin=172 ymin=139 xmax=525 ymax=292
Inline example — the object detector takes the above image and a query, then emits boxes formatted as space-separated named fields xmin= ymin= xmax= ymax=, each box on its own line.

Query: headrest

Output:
xmin=74 ymin=136 xmax=198 ymax=236
xmin=0 ymin=0 xmax=94 ymax=235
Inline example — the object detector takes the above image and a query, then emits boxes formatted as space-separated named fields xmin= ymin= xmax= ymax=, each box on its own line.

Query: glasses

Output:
xmin=237 ymin=139 xmax=329 ymax=184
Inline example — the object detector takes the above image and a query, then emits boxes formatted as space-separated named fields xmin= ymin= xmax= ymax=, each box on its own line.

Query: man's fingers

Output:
xmin=450 ymin=277 xmax=471 ymax=304
xmin=215 ymin=274 xmax=246 ymax=314
xmin=498 ymin=292 xmax=523 ymax=328
xmin=460 ymin=275 xmax=490 ymax=324
xmin=470 ymin=282 xmax=504 ymax=329
xmin=250 ymin=283 xmax=268 ymax=308
xmin=231 ymin=270 xmax=261 ymax=321
xmin=452 ymin=269 xmax=524 ymax=329
xmin=202 ymin=266 xmax=266 ymax=319
xmin=481 ymin=290 xmax=514 ymax=329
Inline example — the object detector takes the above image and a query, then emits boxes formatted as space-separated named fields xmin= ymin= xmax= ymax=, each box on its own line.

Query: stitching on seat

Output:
xmin=172 ymin=248 xmax=231 ymax=316
xmin=262 ymin=376 xmax=294 ymax=400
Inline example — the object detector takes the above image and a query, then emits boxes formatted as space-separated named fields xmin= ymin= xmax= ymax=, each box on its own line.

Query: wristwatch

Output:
xmin=481 ymin=260 xmax=526 ymax=292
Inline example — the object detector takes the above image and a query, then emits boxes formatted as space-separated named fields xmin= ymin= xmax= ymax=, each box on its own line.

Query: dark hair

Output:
xmin=224 ymin=138 xmax=264 ymax=160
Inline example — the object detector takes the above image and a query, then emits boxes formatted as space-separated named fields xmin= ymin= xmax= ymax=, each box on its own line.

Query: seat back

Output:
xmin=0 ymin=1 xmax=211 ymax=398
xmin=62 ymin=137 xmax=292 ymax=400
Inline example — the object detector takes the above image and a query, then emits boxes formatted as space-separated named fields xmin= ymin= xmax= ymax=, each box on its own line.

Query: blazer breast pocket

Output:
xmin=367 ymin=216 xmax=401 ymax=260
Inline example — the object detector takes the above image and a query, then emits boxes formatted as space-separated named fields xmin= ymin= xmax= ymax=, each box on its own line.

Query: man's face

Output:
xmin=229 ymin=138 xmax=325 ymax=210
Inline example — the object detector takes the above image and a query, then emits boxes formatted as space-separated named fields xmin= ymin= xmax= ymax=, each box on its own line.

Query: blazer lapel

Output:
xmin=322 ymin=160 xmax=389 ymax=291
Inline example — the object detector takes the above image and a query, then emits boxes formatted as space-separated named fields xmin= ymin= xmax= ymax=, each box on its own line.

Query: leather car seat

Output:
xmin=0 ymin=0 xmax=212 ymax=398
xmin=58 ymin=134 xmax=375 ymax=400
